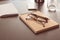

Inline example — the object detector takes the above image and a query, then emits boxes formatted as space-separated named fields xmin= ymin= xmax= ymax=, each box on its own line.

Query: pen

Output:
xmin=0 ymin=14 xmax=18 ymax=18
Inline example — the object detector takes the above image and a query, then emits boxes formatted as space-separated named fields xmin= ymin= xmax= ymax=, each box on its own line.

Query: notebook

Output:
xmin=0 ymin=2 xmax=18 ymax=16
xmin=27 ymin=0 xmax=37 ymax=10
xmin=19 ymin=11 xmax=59 ymax=34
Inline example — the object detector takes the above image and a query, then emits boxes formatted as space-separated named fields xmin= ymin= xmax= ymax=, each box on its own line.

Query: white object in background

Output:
xmin=0 ymin=3 xmax=18 ymax=16
xmin=47 ymin=0 xmax=57 ymax=12
xmin=27 ymin=0 xmax=37 ymax=10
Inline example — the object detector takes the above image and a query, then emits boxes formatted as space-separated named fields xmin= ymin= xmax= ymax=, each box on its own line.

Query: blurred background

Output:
xmin=0 ymin=0 xmax=60 ymax=13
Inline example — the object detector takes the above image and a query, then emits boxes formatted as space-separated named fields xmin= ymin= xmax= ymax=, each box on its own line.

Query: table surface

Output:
xmin=0 ymin=0 xmax=60 ymax=40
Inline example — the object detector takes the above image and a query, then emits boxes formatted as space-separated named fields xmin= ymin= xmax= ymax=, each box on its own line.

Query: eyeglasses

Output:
xmin=26 ymin=13 xmax=49 ymax=27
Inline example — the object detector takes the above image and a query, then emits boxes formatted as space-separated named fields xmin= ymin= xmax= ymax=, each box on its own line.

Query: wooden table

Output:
xmin=0 ymin=0 xmax=60 ymax=40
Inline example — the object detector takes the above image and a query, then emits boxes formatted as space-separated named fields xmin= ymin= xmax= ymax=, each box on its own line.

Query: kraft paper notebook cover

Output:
xmin=19 ymin=11 xmax=59 ymax=34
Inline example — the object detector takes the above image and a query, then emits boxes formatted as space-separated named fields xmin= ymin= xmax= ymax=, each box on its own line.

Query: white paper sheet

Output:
xmin=27 ymin=0 xmax=37 ymax=9
xmin=0 ymin=2 xmax=18 ymax=16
